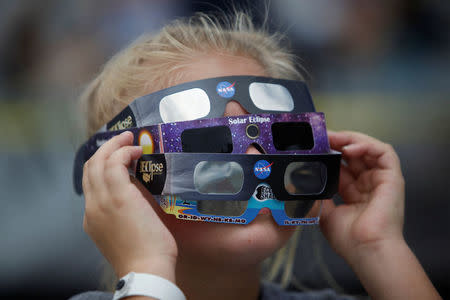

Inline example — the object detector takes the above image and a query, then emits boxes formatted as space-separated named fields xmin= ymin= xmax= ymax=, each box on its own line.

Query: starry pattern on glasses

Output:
xmin=73 ymin=112 xmax=331 ymax=194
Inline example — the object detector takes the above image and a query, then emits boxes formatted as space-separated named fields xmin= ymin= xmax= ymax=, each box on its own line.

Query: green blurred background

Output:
xmin=1 ymin=0 xmax=449 ymax=298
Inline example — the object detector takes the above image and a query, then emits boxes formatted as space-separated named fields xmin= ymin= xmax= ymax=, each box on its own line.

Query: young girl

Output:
xmin=71 ymin=12 xmax=441 ymax=300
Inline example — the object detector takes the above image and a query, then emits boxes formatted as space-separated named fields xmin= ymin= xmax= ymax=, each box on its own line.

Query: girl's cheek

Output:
xmin=163 ymin=216 xmax=296 ymax=264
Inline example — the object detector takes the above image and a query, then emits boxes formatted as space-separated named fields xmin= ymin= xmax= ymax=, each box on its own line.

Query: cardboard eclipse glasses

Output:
xmin=72 ymin=76 xmax=339 ymax=225
xmin=137 ymin=152 xmax=341 ymax=202
xmin=74 ymin=75 xmax=317 ymax=194
xmin=99 ymin=75 xmax=315 ymax=133
xmin=136 ymin=151 xmax=341 ymax=226
xmin=74 ymin=113 xmax=333 ymax=194
xmin=156 ymin=187 xmax=320 ymax=226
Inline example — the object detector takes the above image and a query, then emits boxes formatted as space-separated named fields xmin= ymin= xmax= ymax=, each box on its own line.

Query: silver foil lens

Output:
xmin=194 ymin=161 xmax=244 ymax=194
xmin=249 ymin=82 xmax=294 ymax=111
xmin=284 ymin=162 xmax=327 ymax=195
xmin=159 ymin=88 xmax=210 ymax=123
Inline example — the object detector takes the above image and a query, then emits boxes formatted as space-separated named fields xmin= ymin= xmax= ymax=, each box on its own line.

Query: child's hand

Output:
xmin=82 ymin=131 xmax=177 ymax=281
xmin=320 ymin=131 xmax=405 ymax=263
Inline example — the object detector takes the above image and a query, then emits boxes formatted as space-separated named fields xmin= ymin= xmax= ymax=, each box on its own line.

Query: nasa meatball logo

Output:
xmin=253 ymin=160 xmax=273 ymax=179
xmin=216 ymin=81 xmax=236 ymax=98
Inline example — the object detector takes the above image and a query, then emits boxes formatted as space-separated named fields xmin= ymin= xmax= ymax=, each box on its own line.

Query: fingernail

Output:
xmin=342 ymin=145 xmax=352 ymax=150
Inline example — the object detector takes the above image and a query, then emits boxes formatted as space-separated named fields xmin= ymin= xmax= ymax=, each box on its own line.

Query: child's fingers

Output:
xmin=328 ymin=131 xmax=380 ymax=151
xmin=343 ymin=157 xmax=367 ymax=179
xmin=339 ymin=164 xmax=368 ymax=203
xmin=330 ymin=131 xmax=401 ymax=174
xmin=104 ymin=146 xmax=143 ymax=202
xmin=93 ymin=131 xmax=134 ymax=161
xmin=342 ymin=141 xmax=401 ymax=173
xmin=82 ymin=161 xmax=91 ymax=195
xmin=338 ymin=162 xmax=355 ymax=192
xmin=87 ymin=131 xmax=134 ymax=192
xmin=106 ymin=145 xmax=142 ymax=170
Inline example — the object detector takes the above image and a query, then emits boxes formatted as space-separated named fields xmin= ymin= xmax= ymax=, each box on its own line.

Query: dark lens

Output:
xmin=284 ymin=162 xmax=327 ymax=195
xmin=181 ymin=126 xmax=233 ymax=153
xmin=284 ymin=200 xmax=315 ymax=218
xmin=197 ymin=200 xmax=248 ymax=216
xmin=272 ymin=122 xmax=314 ymax=150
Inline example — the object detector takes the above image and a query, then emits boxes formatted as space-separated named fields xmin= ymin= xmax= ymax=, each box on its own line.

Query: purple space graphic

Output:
xmin=159 ymin=113 xmax=330 ymax=154
xmin=85 ymin=112 xmax=331 ymax=158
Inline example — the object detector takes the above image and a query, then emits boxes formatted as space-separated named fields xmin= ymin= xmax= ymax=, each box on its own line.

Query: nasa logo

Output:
xmin=216 ymin=81 xmax=236 ymax=98
xmin=254 ymin=160 xmax=273 ymax=179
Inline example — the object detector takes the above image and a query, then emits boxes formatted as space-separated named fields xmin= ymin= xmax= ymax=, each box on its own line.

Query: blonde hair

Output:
xmin=80 ymin=11 xmax=303 ymax=136
xmin=82 ymin=11 xmax=312 ymax=291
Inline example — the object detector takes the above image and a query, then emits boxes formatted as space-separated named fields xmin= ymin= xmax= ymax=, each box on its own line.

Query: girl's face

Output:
xmin=144 ymin=53 xmax=298 ymax=267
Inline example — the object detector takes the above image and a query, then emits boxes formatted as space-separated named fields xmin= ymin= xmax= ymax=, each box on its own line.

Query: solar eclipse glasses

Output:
xmin=137 ymin=153 xmax=340 ymax=201
xmin=74 ymin=113 xmax=335 ymax=193
xmin=99 ymin=76 xmax=315 ymax=132
xmin=136 ymin=152 xmax=340 ymax=225
xmin=73 ymin=76 xmax=341 ymax=225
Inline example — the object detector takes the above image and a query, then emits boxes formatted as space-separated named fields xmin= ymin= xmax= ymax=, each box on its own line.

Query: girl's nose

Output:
xmin=223 ymin=100 xmax=248 ymax=117
xmin=245 ymin=145 xmax=261 ymax=154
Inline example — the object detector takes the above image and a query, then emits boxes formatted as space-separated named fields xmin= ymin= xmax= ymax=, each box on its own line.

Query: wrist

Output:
xmin=116 ymin=254 xmax=177 ymax=283
xmin=346 ymin=237 xmax=406 ymax=269
xmin=346 ymin=238 xmax=442 ymax=299
xmin=113 ymin=272 xmax=186 ymax=300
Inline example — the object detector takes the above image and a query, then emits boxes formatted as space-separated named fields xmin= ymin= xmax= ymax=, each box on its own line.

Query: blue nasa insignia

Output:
xmin=216 ymin=81 xmax=236 ymax=98
xmin=254 ymin=160 xmax=273 ymax=179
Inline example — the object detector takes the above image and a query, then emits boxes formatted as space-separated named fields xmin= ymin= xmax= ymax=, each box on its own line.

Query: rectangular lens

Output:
xmin=272 ymin=122 xmax=314 ymax=150
xmin=284 ymin=200 xmax=315 ymax=218
xmin=194 ymin=161 xmax=244 ymax=194
xmin=181 ymin=126 xmax=233 ymax=153
xmin=159 ymin=88 xmax=210 ymax=123
xmin=197 ymin=200 xmax=248 ymax=216
xmin=249 ymin=82 xmax=294 ymax=111
xmin=284 ymin=162 xmax=327 ymax=195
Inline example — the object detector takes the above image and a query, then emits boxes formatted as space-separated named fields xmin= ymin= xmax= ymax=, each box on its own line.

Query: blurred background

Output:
xmin=1 ymin=0 xmax=449 ymax=298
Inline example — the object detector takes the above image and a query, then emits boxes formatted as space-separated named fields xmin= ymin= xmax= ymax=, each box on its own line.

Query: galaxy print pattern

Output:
xmin=85 ymin=112 xmax=331 ymax=159
xmin=159 ymin=112 xmax=330 ymax=154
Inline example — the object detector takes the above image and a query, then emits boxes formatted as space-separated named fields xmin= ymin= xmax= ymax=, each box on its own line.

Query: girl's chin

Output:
xmin=162 ymin=214 xmax=296 ymax=264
